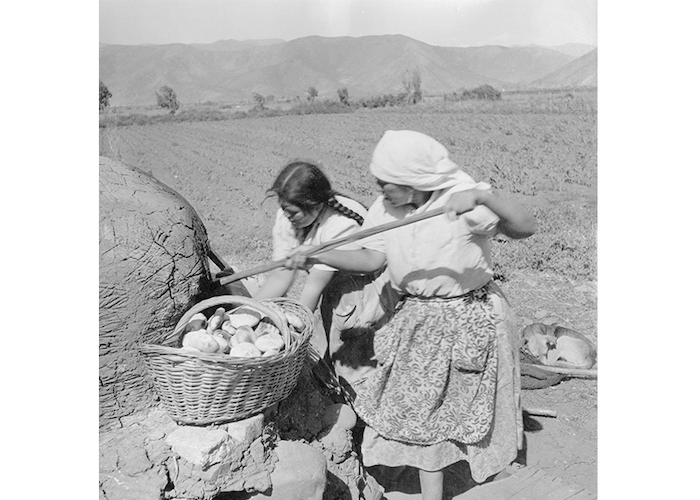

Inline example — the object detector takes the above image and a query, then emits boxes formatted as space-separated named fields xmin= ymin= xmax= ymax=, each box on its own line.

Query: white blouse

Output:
xmin=359 ymin=182 xmax=500 ymax=297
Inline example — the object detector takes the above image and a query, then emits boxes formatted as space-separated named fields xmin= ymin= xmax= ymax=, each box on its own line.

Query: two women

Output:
xmin=282 ymin=130 xmax=536 ymax=500
xmin=253 ymin=161 xmax=399 ymax=391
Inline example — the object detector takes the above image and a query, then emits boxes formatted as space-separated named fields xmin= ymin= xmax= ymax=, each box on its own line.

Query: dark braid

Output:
xmin=327 ymin=193 xmax=364 ymax=225
xmin=269 ymin=160 xmax=365 ymax=226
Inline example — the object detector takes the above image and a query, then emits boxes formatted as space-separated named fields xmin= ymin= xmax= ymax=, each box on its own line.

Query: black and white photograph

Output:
xmin=5 ymin=1 xmax=689 ymax=499
xmin=95 ymin=1 xmax=602 ymax=499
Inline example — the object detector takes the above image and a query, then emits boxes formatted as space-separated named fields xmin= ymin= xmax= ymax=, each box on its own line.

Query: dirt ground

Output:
xmin=100 ymin=111 xmax=597 ymax=497
xmin=503 ymin=269 xmax=597 ymax=496
xmin=228 ymin=207 xmax=598 ymax=498
xmin=214 ymin=194 xmax=598 ymax=498
xmin=230 ymin=227 xmax=598 ymax=498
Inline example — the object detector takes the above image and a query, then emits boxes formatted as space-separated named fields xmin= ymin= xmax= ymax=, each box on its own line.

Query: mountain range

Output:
xmin=99 ymin=35 xmax=596 ymax=107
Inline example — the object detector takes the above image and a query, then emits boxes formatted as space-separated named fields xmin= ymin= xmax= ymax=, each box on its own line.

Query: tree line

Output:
xmin=99 ymin=68 xmax=500 ymax=113
xmin=99 ymin=81 xmax=180 ymax=113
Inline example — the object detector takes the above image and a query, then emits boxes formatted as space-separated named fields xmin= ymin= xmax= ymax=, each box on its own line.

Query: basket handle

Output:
xmin=172 ymin=295 xmax=291 ymax=349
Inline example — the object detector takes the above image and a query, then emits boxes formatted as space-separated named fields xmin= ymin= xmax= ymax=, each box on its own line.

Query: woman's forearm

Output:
xmin=446 ymin=189 xmax=537 ymax=239
xmin=253 ymin=268 xmax=296 ymax=300
xmin=480 ymin=192 xmax=537 ymax=239
xmin=299 ymin=268 xmax=335 ymax=312
xmin=308 ymin=248 xmax=386 ymax=273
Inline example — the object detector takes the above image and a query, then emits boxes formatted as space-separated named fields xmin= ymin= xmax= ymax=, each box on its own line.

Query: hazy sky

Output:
xmin=99 ymin=0 xmax=597 ymax=48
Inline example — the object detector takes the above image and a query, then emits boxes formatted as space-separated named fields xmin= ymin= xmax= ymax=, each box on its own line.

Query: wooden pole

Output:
xmin=215 ymin=207 xmax=446 ymax=286
xmin=523 ymin=407 xmax=558 ymax=418
xmin=521 ymin=363 xmax=597 ymax=378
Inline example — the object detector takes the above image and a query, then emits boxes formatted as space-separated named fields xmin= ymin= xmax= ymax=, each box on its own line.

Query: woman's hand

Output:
xmin=284 ymin=244 xmax=317 ymax=270
xmin=444 ymin=189 xmax=487 ymax=221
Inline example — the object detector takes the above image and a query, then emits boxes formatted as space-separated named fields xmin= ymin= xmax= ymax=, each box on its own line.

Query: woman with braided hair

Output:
xmin=255 ymin=160 xmax=400 ymax=393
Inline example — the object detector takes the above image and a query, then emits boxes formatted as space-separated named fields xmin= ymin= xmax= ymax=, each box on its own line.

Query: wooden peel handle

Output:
xmin=521 ymin=363 xmax=597 ymax=378
xmin=216 ymin=207 xmax=446 ymax=285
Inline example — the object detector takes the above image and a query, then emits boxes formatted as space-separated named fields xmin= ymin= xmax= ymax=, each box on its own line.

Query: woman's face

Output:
xmin=280 ymin=199 xmax=323 ymax=229
xmin=376 ymin=179 xmax=415 ymax=207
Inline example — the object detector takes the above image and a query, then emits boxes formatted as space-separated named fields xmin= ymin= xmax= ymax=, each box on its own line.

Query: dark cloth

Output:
xmin=319 ymin=268 xmax=401 ymax=390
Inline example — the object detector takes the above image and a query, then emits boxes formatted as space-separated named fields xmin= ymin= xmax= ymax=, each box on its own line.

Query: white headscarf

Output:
xmin=369 ymin=130 xmax=480 ymax=191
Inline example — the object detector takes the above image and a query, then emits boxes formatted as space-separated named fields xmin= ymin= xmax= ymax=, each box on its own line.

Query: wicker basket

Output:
xmin=259 ymin=297 xmax=315 ymax=344
xmin=139 ymin=295 xmax=313 ymax=425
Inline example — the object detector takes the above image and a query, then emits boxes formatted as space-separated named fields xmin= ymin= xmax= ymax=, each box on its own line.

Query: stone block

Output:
xmin=166 ymin=426 xmax=232 ymax=468
xmin=100 ymin=466 xmax=168 ymax=500
xmin=193 ymin=460 xmax=229 ymax=482
xmin=318 ymin=427 xmax=352 ymax=464
xmin=225 ymin=413 xmax=264 ymax=445
xmin=323 ymin=403 xmax=357 ymax=430
xmin=119 ymin=444 xmax=152 ymax=476
xmin=249 ymin=439 xmax=266 ymax=464
xmin=249 ymin=440 xmax=326 ymax=500
xmin=244 ymin=470 xmax=274 ymax=492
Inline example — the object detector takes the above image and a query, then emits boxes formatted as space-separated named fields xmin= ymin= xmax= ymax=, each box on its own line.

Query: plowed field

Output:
xmin=100 ymin=91 xmax=598 ymax=495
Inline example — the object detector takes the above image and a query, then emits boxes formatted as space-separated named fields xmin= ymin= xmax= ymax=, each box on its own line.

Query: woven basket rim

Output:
xmin=175 ymin=295 xmax=291 ymax=348
xmin=139 ymin=296 xmax=313 ymax=362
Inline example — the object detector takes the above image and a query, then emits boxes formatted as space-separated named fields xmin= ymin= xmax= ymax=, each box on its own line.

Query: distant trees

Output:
xmin=357 ymin=93 xmax=406 ymax=109
xmin=156 ymin=85 xmax=180 ymax=114
xmin=252 ymin=92 xmax=266 ymax=110
xmin=306 ymin=86 xmax=318 ymax=102
xmin=443 ymin=84 xmax=502 ymax=102
xmin=337 ymin=87 xmax=349 ymax=105
xmin=99 ymin=80 xmax=112 ymax=110
xmin=402 ymin=69 xmax=423 ymax=104
xmin=462 ymin=84 xmax=501 ymax=100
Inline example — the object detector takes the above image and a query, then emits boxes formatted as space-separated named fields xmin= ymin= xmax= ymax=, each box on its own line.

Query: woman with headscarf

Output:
xmin=284 ymin=130 xmax=537 ymax=500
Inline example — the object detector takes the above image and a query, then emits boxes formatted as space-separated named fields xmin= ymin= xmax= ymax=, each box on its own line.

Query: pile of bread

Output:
xmin=179 ymin=306 xmax=305 ymax=358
